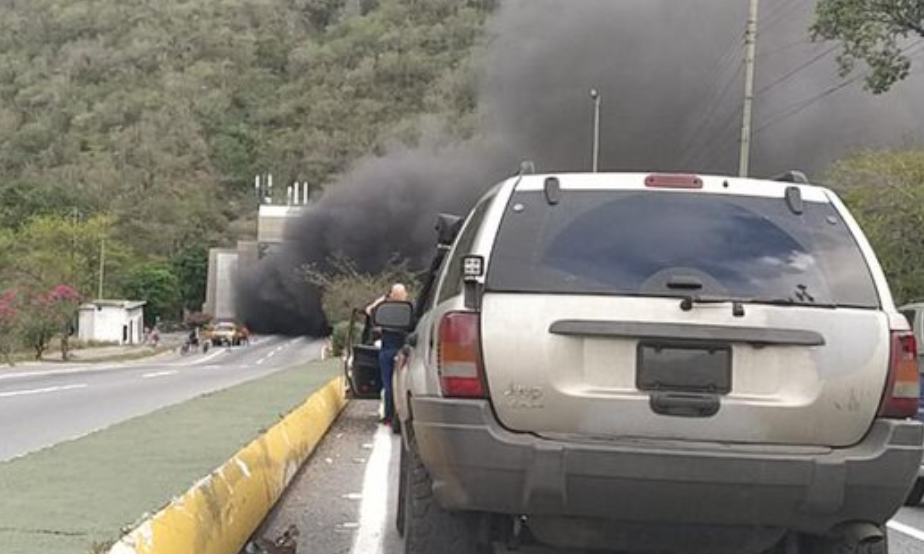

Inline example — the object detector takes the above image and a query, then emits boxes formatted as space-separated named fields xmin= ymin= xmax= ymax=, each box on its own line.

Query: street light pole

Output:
xmin=738 ymin=0 xmax=760 ymax=177
xmin=591 ymin=89 xmax=601 ymax=173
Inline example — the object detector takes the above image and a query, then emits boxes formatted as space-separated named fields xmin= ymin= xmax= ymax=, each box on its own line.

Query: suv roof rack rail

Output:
xmin=771 ymin=170 xmax=810 ymax=184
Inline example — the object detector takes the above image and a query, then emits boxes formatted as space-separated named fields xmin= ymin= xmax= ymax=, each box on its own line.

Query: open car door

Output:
xmin=343 ymin=308 xmax=383 ymax=399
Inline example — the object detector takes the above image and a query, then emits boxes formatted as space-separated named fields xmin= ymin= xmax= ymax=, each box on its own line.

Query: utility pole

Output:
xmin=98 ymin=238 xmax=106 ymax=300
xmin=590 ymin=89 xmax=601 ymax=173
xmin=738 ymin=0 xmax=759 ymax=177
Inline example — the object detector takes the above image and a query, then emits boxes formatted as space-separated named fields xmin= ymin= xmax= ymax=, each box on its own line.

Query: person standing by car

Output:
xmin=366 ymin=283 xmax=409 ymax=426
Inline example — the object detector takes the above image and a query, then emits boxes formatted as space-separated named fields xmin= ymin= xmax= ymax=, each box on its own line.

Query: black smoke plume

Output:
xmin=239 ymin=0 xmax=924 ymax=335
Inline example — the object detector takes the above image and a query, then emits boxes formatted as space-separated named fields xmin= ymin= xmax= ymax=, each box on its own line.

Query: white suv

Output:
xmin=897 ymin=301 xmax=924 ymax=506
xmin=375 ymin=172 xmax=924 ymax=554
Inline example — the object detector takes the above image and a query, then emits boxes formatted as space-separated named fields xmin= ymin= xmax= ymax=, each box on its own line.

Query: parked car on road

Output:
xmin=206 ymin=321 xmax=244 ymax=346
xmin=342 ymin=308 xmax=383 ymax=400
xmin=897 ymin=301 xmax=924 ymax=506
xmin=374 ymin=172 xmax=923 ymax=554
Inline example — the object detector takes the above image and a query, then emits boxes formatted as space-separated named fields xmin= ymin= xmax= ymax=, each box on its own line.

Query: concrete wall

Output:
xmin=257 ymin=205 xmax=303 ymax=244
xmin=202 ymin=205 xmax=307 ymax=322
xmin=78 ymin=304 xmax=144 ymax=345
xmin=205 ymin=248 xmax=239 ymax=320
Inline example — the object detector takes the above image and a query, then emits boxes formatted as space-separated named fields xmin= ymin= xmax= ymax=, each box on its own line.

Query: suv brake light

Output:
xmin=645 ymin=173 xmax=703 ymax=189
xmin=438 ymin=312 xmax=486 ymax=398
xmin=879 ymin=331 xmax=920 ymax=418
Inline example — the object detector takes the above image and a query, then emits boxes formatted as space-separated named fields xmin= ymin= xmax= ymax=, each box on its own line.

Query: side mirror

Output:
xmin=373 ymin=301 xmax=414 ymax=330
xmin=436 ymin=213 xmax=463 ymax=247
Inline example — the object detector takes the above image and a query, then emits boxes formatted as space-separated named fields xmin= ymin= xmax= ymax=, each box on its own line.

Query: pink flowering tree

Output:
xmin=19 ymin=285 xmax=81 ymax=360
xmin=0 ymin=289 xmax=22 ymax=365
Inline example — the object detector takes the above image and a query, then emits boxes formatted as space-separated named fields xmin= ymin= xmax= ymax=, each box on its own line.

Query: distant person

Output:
xmin=365 ymin=283 xmax=409 ymax=426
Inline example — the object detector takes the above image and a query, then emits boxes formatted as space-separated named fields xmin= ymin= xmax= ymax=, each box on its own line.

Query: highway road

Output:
xmin=260 ymin=401 xmax=924 ymax=554
xmin=0 ymin=335 xmax=324 ymax=461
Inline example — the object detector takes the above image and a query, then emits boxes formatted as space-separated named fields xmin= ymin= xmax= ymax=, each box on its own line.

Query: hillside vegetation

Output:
xmin=0 ymin=0 xmax=491 ymax=317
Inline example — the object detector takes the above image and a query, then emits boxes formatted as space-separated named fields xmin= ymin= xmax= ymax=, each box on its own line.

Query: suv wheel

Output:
xmin=402 ymin=441 xmax=487 ymax=554
xmin=905 ymin=478 xmax=924 ymax=507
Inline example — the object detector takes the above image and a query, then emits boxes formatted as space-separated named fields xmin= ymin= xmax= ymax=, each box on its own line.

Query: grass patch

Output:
xmin=0 ymin=359 xmax=339 ymax=554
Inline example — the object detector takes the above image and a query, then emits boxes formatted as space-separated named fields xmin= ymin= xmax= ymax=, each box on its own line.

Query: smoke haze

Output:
xmin=240 ymin=0 xmax=924 ymax=335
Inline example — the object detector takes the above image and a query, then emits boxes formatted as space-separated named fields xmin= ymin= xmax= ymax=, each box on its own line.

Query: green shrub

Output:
xmin=330 ymin=320 xmax=363 ymax=357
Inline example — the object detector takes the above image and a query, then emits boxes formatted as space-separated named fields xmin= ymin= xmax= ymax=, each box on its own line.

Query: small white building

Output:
xmin=78 ymin=300 xmax=146 ymax=345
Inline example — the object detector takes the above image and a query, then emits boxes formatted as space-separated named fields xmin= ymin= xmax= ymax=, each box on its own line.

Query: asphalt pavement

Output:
xmin=0 ymin=335 xmax=325 ymax=461
xmin=260 ymin=400 xmax=924 ymax=554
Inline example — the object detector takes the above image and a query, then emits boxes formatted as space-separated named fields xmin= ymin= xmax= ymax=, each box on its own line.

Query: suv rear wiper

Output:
xmin=747 ymin=297 xmax=838 ymax=309
xmin=679 ymin=296 xmax=745 ymax=317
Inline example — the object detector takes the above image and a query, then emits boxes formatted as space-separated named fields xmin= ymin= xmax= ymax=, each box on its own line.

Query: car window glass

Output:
xmin=901 ymin=310 xmax=917 ymax=329
xmin=487 ymin=190 xmax=880 ymax=309
xmin=437 ymin=195 xmax=495 ymax=304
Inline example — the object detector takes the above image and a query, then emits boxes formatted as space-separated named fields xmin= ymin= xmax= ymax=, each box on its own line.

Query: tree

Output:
xmin=0 ymin=214 xmax=130 ymax=299
xmin=812 ymin=0 xmax=924 ymax=93
xmin=0 ymin=288 xmax=22 ymax=365
xmin=123 ymin=263 xmax=181 ymax=325
xmin=302 ymin=254 xmax=418 ymax=324
xmin=827 ymin=148 xmax=924 ymax=302
xmin=171 ymin=245 xmax=209 ymax=313
xmin=18 ymin=285 xmax=81 ymax=360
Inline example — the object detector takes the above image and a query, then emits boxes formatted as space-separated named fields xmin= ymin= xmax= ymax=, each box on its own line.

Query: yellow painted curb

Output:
xmin=109 ymin=376 xmax=347 ymax=554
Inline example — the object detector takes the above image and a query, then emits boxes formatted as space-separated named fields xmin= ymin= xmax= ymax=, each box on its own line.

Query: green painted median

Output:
xmin=0 ymin=359 xmax=339 ymax=554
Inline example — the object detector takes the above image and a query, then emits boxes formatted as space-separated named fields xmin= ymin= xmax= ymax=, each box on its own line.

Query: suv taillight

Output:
xmin=879 ymin=331 xmax=920 ymax=418
xmin=437 ymin=312 xmax=486 ymax=398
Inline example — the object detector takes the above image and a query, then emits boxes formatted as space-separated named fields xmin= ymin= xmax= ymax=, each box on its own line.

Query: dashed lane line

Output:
xmin=0 ymin=383 xmax=88 ymax=398
xmin=142 ymin=370 xmax=178 ymax=379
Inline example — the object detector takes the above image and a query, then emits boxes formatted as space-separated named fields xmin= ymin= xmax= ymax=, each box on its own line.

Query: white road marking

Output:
xmin=0 ymin=364 xmax=122 ymax=380
xmin=889 ymin=520 xmax=924 ymax=542
xmin=256 ymin=358 xmax=267 ymax=366
xmin=142 ymin=370 xmax=178 ymax=379
xmin=350 ymin=426 xmax=394 ymax=554
xmin=0 ymin=383 xmax=88 ymax=398
xmin=183 ymin=349 xmax=228 ymax=366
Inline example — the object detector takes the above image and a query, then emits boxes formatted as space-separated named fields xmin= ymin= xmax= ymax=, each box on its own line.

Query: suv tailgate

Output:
xmin=481 ymin=294 xmax=889 ymax=447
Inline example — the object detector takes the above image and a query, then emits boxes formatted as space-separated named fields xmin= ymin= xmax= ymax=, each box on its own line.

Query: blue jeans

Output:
xmin=379 ymin=348 xmax=398 ymax=421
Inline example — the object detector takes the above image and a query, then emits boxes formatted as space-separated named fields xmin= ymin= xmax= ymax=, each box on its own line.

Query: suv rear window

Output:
xmin=487 ymin=190 xmax=879 ymax=309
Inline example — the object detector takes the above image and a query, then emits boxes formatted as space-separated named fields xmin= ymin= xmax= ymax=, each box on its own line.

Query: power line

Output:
xmin=758 ymin=0 xmax=801 ymax=35
xmin=754 ymin=39 xmax=924 ymax=135
xmin=753 ymin=75 xmax=864 ymax=136
xmin=758 ymin=38 xmax=812 ymax=58
xmin=755 ymin=44 xmax=839 ymax=95
xmin=677 ymin=28 xmax=748 ymax=167
xmin=687 ymin=105 xmax=744 ymax=171
xmin=703 ymin=108 xmax=745 ymax=171
xmin=694 ymin=29 xmax=749 ymax=113
xmin=679 ymin=61 xmax=744 ymax=167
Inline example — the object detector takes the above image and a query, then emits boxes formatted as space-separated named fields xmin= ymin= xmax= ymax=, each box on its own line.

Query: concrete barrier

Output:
xmin=109 ymin=376 xmax=347 ymax=554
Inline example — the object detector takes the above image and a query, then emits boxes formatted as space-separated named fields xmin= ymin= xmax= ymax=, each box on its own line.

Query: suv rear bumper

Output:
xmin=410 ymin=397 xmax=924 ymax=535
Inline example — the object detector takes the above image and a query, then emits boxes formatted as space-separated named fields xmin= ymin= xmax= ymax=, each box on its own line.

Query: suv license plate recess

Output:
xmin=636 ymin=343 xmax=732 ymax=394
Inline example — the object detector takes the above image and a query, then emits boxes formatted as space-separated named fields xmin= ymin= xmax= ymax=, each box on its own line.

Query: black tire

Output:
xmin=905 ymin=478 xmax=924 ymax=507
xmin=402 ymin=441 xmax=487 ymax=554
xmin=807 ymin=525 xmax=888 ymax=554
